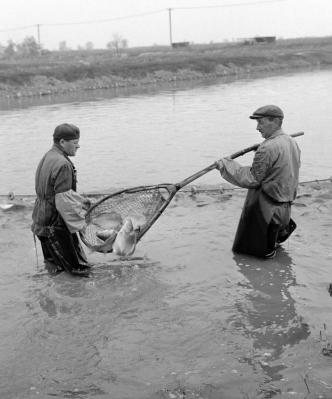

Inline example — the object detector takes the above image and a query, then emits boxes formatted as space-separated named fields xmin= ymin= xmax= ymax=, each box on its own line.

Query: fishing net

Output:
xmin=80 ymin=186 xmax=170 ymax=252
xmin=79 ymin=132 xmax=304 ymax=254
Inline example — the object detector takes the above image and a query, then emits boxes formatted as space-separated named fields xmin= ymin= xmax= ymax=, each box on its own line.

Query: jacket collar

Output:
xmin=267 ymin=128 xmax=284 ymax=140
xmin=52 ymin=143 xmax=74 ymax=166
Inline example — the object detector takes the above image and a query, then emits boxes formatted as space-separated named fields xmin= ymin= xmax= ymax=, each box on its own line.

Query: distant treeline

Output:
xmin=0 ymin=34 xmax=129 ymax=58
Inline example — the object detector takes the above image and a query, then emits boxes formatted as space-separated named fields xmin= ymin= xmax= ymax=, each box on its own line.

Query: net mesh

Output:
xmin=81 ymin=187 xmax=169 ymax=251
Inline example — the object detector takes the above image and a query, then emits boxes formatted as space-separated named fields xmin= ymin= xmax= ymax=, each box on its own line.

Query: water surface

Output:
xmin=1 ymin=70 xmax=332 ymax=399
xmin=1 ymin=69 xmax=331 ymax=195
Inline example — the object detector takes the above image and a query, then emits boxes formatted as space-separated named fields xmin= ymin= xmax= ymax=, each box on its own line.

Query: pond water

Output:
xmin=1 ymin=70 xmax=332 ymax=399
xmin=1 ymin=68 xmax=332 ymax=195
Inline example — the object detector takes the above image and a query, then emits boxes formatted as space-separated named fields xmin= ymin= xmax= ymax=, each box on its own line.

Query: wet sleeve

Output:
xmin=219 ymin=158 xmax=260 ymax=188
xmin=55 ymin=189 xmax=87 ymax=233
xmin=251 ymin=146 xmax=271 ymax=183
xmin=53 ymin=164 xmax=73 ymax=194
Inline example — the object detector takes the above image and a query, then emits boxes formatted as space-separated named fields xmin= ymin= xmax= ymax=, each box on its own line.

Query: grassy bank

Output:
xmin=1 ymin=36 xmax=332 ymax=99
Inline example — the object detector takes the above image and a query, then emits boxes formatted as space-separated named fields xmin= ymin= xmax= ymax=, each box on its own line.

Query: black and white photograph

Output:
xmin=0 ymin=0 xmax=332 ymax=398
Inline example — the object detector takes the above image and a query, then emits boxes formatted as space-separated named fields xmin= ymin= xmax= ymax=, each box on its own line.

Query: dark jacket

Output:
xmin=31 ymin=144 xmax=76 ymax=236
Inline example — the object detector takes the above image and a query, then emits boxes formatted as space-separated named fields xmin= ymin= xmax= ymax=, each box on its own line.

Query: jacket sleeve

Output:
xmin=55 ymin=189 xmax=87 ymax=233
xmin=251 ymin=146 xmax=271 ymax=183
xmin=219 ymin=158 xmax=260 ymax=188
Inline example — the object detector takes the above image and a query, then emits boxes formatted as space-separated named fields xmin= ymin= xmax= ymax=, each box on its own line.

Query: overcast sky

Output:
xmin=0 ymin=0 xmax=331 ymax=50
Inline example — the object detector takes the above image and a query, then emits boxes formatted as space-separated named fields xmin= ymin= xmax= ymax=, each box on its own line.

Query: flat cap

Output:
xmin=53 ymin=123 xmax=80 ymax=140
xmin=249 ymin=105 xmax=284 ymax=119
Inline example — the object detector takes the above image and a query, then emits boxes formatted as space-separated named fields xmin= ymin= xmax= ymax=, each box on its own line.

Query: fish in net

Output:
xmin=80 ymin=132 xmax=304 ymax=254
xmin=80 ymin=186 xmax=169 ymax=253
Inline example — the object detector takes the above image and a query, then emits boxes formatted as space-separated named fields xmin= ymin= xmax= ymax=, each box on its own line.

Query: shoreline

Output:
xmin=0 ymin=60 xmax=323 ymax=100
xmin=1 ymin=37 xmax=332 ymax=100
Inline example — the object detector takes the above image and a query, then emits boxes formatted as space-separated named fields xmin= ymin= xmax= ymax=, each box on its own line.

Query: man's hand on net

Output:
xmin=82 ymin=197 xmax=92 ymax=211
xmin=216 ymin=159 xmax=225 ymax=172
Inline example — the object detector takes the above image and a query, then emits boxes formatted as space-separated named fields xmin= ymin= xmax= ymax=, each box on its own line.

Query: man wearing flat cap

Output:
xmin=216 ymin=105 xmax=301 ymax=258
xmin=31 ymin=123 xmax=91 ymax=276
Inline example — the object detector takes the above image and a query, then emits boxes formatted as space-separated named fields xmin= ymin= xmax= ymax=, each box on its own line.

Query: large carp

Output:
xmin=95 ymin=218 xmax=137 ymax=256
xmin=112 ymin=218 xmax=137 ymax=256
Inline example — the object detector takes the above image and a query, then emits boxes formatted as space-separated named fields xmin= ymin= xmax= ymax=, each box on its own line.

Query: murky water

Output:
xmin=1 ymin=70 xmax=332 ymax=398
xmin=1 ymin=69 xmax=332 ymax=195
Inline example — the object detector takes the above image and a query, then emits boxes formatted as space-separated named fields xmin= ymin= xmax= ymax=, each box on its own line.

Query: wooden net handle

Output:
xmin=176 ymin=131 xmax=304 ymax=189
xmin=230 ymin=131 xmax=304 ymax=159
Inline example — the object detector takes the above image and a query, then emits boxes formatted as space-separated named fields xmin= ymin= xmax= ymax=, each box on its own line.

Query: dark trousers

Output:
xmin=267 ymin=218 xmax=297 ymax=253
xmin=233 ymin=189 xmax=296 ymax=257
xmin=38 ymin=225 xmax=88 ymax=274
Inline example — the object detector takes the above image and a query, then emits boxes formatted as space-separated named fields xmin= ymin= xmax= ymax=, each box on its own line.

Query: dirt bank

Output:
xmin=1 ymin=36 xmax=332 ymax=99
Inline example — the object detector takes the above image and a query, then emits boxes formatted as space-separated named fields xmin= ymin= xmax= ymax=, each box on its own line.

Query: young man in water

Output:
xmin=216 ymin=105 xmax=301 ymax=258
xmin=31 ymin=123 xmax=91 ymax=276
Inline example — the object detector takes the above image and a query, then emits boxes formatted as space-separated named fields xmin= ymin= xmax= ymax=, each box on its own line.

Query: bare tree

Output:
xmin=16 ymin=36 xmax=41 ymax=57
xmin=59 ymin=41 xmax=70 ymax=51
xmin=4 ymin=40 xmax=16 ymax=58
xmin=107 ymin=33 xmax=128 ymax=55
xmin=85 ymin=41 xmax=94 ymax=50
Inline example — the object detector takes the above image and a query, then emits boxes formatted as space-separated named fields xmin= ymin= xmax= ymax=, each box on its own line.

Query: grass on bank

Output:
xmin=1 ymin=36 xmax=332 ymax=95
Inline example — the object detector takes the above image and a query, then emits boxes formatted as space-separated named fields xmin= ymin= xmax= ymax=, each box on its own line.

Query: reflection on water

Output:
xmin=1 ymin=73 xmax=332 ymax=397
xmin=0 ymin=185 xmax=332 ymax=398
xmin=4 ymin=254 xmax=164 ymax=399
xmin=232 ymin=249 xmax=310 ymax=384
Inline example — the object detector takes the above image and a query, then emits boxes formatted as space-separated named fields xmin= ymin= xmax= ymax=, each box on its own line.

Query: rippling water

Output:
xmin=1 ymin=69 xmax=332 ymax=195
xmin=1 ymin=70 xmax=332 ymax=399
xmin=1 ymin=182 xmax=332 ymax=398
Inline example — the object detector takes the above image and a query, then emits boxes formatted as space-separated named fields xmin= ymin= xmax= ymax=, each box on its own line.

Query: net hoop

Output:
xmin=80 ymin=184 xmax=175 ymax=252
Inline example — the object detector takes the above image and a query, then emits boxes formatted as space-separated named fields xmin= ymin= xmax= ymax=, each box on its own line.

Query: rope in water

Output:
xmin=178 ymin=177 xmax=332 ymax=194
xmin=0 ymin=177 xmax=331 ymax=199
